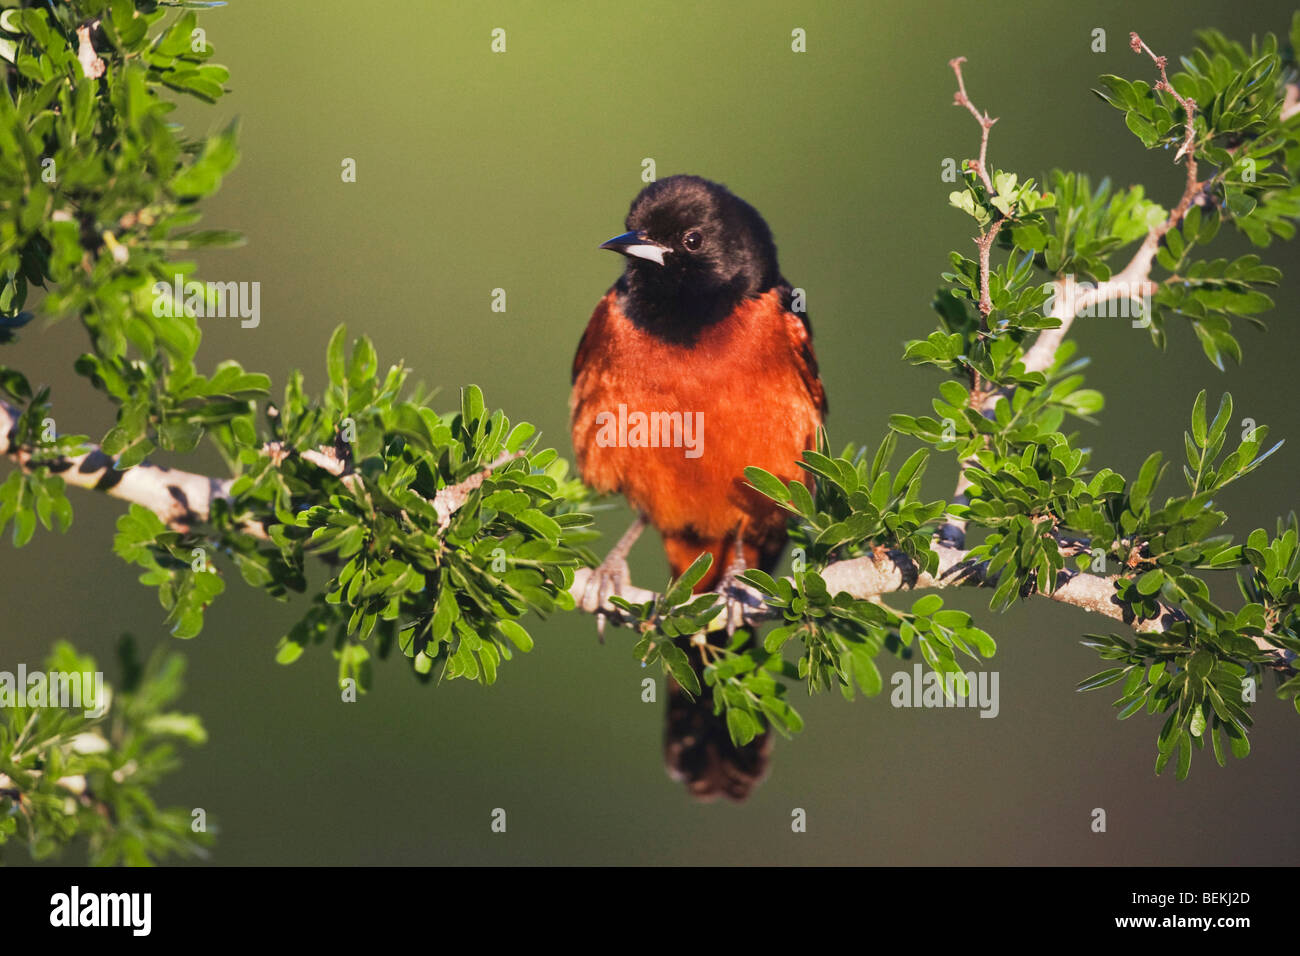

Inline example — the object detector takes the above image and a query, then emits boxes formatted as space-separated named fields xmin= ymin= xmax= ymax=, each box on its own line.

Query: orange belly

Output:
xmin=570 ymin=288 xmax=822 ymax=580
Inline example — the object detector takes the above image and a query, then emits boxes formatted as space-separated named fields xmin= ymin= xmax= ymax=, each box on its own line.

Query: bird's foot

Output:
xmin=717 ymin=551 xmax=755 ymax=637
xmin=580 ymin=553 xmax=632 ymax=643
xmin=580 ymin=514 xmax=647 ymax=643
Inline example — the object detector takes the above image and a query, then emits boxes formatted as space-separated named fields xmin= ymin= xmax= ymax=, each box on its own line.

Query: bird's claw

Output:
xmin=718 ymin=554 xmax=751 ymax=637
xmin=581 ymin=555 xmax=631 ymax=643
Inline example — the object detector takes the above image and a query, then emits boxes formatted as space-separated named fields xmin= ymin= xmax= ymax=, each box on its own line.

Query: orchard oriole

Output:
xmin=571 ymin=175 xmax=827 ymax=801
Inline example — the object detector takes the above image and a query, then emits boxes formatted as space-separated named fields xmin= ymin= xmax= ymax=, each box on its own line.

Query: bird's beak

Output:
xmin=599 ymin=230 xmax=671 ymax=266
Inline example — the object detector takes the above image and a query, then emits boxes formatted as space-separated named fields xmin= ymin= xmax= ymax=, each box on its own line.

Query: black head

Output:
xmin=600 ymin=175 xmax=782 ymax=336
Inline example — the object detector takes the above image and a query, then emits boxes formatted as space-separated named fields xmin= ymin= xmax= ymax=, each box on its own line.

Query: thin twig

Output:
xmin=432 ymin=451 xmax=524 ymax=532
xmin=1114 ymin=33 xmax=1201 ymax=289
xmin=941 ymin=56 xmax=1003 ymax=546
xmin=949 ymin=56 xmax=997 ymax=193
xmin=941 ymin=40 xmax=1206 ymax=549
xmin=972 ymin=219 xmax=1003 ymax=318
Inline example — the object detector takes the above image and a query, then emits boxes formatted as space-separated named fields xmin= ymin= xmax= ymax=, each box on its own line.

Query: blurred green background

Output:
xmin=6 ymin=0 xmax=1300 ymax=864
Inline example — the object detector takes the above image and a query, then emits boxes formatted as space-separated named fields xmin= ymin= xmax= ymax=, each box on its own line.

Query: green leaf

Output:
xmin=1125 ymin=111 xmax=1160 ymax=147
xmin=461 ymin=384 xmax=485 ymax=426
xmin=1175 ymin=731 xmax=1192 ymax=781
xmin=660 ymin=642 xmax=700 ymax=697
xmin=274 ymin=637 xmax=305 ymax=665
xmin=1136 ymin=569 xmax=1164 ymax=595
xmin=852 ymin=652 xmax=882 ymax=696
xmin=725 ymin=708 xmax=761 ymax=747
xmin=1077 ymin=667 xmax=1128 ymax=691
xmin=327 ymin=325 xmax=347 ymax=386
xmin=497 ymin=620 xmax=533 ymax=653
xmin=1187 ymin=650 xmax=1214 ymax=682
xmin=910 ymin=594 xmax=944 ymax=617
xmin=744 ymin=466 xmax=789 ymax=504
xmin=665 ymin=552 xmax=712 ymax=606
xmin=1191 ymin=389 xmax=1207 ymax=446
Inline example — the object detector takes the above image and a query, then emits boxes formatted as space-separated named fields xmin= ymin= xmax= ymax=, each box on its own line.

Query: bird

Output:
xmin=570 ymin=174 xmax=827 ymax=802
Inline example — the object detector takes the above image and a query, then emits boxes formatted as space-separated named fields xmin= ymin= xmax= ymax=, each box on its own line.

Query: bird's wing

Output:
xmin=571 ymin=287 xmax=618 ymax=385
xmin=779 ymin=283 xmax=828 ymax=418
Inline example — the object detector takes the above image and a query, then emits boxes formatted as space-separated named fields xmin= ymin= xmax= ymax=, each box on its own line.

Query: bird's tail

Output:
xmin=660 ymin=531 xmax=780 ymax=802
xmin=663 ymin=657 xmax=774 ymax=802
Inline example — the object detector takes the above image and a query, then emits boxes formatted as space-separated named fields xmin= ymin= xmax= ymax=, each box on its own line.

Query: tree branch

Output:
xmin=1099 ymin=33 xmax=1201 ymax=302
xmin=949 ymin=57 xmax=1001 ymax=320
xmin=568 ymin=543 xmax=1293 ymax=667
xmin=940 ymin=57 xmax=1002 ymax=546
xmin=0 ymin=399 xmax=512 ymax=539
xmin=949 ymin=56 xmax=997 ymax=193
xmin=0 ymin=399 xmax=239 ymax=534
xmin=570 ymin=542 xmax=1176 ymax=630
xmin=939 ymin=38 xmax=1203 ymax=548
xmin=432 ymin=451 xmax=523 ymax=532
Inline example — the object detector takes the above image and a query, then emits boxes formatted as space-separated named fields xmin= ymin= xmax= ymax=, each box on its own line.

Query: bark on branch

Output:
xmin=570 ymin=542 xmax=1180 ymax=631
xmin=568 ymin=543 xmax=1292 ymax=667
xmin=2 ymin=397 xmax=1287 ymax=665
xmin=0 ymin=400 xmax=237 ymax=533
xmin=0 ymin=400 xmax=512 ymax=538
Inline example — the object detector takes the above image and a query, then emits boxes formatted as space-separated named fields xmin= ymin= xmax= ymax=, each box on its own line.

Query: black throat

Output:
xmin=617 ymin=269 xmax=753 ymax=345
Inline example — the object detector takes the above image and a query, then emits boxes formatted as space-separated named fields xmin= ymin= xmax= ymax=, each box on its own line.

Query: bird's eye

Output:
xmin=682 ymin=229 xmax=703 ymax=251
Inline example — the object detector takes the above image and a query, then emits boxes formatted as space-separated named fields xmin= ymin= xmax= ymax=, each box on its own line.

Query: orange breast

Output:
xmin=570 ymin=289 xmax=823 ymax=544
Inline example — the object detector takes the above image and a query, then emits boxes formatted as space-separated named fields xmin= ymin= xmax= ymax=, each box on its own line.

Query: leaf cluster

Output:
xmin=0 ymin=636 xmax=211 ymax=865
